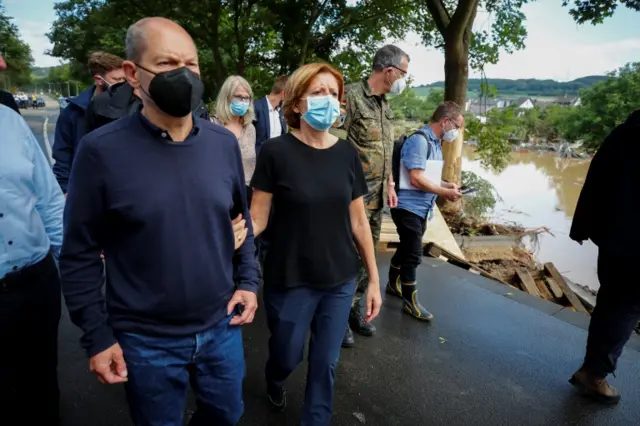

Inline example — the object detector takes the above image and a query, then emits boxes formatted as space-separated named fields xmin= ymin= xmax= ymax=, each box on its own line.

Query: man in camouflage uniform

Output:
xmin=342 ymin=45 xmax=410 ymax=348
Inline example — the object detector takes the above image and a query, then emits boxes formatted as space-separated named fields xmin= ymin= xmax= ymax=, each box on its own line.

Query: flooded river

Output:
xmin=461 ymin=147 xmax=599 ymax=291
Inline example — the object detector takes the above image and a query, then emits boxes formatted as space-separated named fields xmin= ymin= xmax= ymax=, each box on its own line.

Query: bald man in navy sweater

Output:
xmin=60 ymin=18 xmax=259 ymax=426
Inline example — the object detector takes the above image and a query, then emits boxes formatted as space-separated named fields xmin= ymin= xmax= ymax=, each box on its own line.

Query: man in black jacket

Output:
xmin=85 ymin=80 xmax=209 ymax=134
xmin=569 ymin=109 xmax=640 ymax=405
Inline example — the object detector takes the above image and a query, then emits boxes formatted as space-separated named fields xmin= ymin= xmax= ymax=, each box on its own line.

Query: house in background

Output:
xmin=466 ymin=98 xmax=498 ymax=116
xmin=510 ymin=97 xmax=535 ymax=109
xmin=553 ymin=96 xmax=581 ymax=107
xmin=465 ymin=96 xmax=535 ymax=120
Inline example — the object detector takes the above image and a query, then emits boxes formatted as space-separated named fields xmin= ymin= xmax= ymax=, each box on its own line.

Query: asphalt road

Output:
xmin=20 ymin=105 xmax=640 ymax=426
xmin=19 ymin=95 xmax=58 ymax=165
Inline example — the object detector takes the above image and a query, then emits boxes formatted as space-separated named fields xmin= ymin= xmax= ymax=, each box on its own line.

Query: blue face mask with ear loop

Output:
xmin=231 ymin=100 xmax=250 ymax=116
xmin=301 ymin=95 xmax=341 ymax=131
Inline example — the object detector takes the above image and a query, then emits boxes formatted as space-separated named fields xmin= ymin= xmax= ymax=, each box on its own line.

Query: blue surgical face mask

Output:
xmin=231 ymin=100 xmax=250 ymax=116
xmin=301 ymin=95 xmax=340 ymax=131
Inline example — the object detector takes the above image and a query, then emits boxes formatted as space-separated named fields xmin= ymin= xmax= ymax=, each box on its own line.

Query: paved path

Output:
xmin=22 ymin=106 xmax=640 ymax=426
xmin=56 ymin=255 xmax=640 ymax=426
xmin=19 ymin=95 xmax=59 ymax=164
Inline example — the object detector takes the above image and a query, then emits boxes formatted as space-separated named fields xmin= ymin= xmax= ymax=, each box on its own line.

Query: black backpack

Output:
xmin=392 ymin=130 xmax=427 ymax=187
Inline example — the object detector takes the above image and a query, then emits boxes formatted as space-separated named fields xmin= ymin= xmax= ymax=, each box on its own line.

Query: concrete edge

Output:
xmin=429 ymin=258 xmax=640 ymax=353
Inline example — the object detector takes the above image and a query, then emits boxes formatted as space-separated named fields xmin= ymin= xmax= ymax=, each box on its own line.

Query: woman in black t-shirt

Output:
xmin=250 ymin=63 xmax=382 ymax=425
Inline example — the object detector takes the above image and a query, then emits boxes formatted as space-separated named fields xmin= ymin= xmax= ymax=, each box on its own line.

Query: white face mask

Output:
xmin=442 ymin=128 xmax=459 ymax=142
xmin=390 ymin=77 xmax=406 ymax=95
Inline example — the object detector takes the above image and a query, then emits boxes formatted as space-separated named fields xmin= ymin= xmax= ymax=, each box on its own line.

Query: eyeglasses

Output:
xmin=389 ymin=65 xmax=408 ymax=77
xmin=443 ymin=117 xmax=460 ymax=130
xmin=232 ymin=95 xmax=251 ymax=102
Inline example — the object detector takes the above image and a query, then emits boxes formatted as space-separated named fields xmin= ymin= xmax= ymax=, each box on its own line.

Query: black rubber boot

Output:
xmin=401 ymin=282 xmax=434 ymax=321
xmin=341 ymin=325 xmax=355 ymax=348
xmin=349 ymin=306 xmax=376 ymax=337
xmin=386 ymin=264 xmax=402 ymax=298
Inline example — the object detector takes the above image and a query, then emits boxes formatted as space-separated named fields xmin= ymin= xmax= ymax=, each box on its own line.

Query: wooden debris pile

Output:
xmin=513 ymin=263 xmax=589 ymax=314
xmin=424 ymin=242 xmax=590 ymax=315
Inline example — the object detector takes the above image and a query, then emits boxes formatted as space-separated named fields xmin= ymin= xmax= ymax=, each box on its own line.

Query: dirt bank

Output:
xmin=442 ymin=210 xmax=525 ymax=237
xmin=442 ymin=211 xmax=550 ymax=288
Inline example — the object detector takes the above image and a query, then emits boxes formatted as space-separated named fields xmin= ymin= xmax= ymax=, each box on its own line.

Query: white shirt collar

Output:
xmin=266 ymin=96 xmax=279 ymax=112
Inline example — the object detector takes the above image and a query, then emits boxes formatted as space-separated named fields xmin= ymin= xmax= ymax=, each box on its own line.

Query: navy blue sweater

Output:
xmin=60 ymin=111 xmax=260 ymax=357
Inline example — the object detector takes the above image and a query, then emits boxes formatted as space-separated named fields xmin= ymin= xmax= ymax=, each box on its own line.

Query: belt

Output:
xmin=0 ymin=252 xmax=54 ymax=293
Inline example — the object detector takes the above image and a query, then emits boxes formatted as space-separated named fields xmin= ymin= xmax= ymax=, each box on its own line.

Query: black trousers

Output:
xmin=390 ymin=208 xmax=427 ymax=283
xmin=0 ymin=253 xmax=61 ymax=425
xmin=583 ymin=248 xmax=640 ymax=378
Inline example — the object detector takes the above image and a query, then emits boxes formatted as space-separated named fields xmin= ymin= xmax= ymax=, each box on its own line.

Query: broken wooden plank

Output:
xmin=425 ymin=242 xmax=518 ymax=290
xmin=544 ymin=262 xmax=589 ymax=314
xmin=544 ymin=275 xmax=564 ymax=299
xmin=516 ymin=269 xmax=542 ymax=298
xmin=534 ymin=277 xmax=556 ymax=301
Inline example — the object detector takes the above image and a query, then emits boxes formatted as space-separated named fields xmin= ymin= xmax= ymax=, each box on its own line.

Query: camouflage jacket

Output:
xmin=344 ymin=79 xmax=394 ymax=210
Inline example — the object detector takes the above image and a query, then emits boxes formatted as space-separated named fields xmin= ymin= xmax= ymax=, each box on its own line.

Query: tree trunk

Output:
xmin=438 ymin=38 xmax=469 ymax=213
xmin=443 ymin=41 xmax=469 ymax=108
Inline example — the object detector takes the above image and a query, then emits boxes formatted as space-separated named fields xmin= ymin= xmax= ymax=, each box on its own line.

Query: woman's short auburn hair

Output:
xmin=283 ymin=63 xmax=344 ymax=130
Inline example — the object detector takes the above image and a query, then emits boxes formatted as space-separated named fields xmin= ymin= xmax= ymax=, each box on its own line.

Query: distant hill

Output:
xmin=413 ymin=76 xmax=608 ymax=98
xmin=32 ymin=66 xmax=53 ymax=79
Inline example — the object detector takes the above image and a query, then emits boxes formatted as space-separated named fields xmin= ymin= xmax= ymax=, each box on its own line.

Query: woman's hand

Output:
xmin=232 ymin=214 xmax=248 ymax=250
xmin=365 ymin=280 xmax=382 ymax=323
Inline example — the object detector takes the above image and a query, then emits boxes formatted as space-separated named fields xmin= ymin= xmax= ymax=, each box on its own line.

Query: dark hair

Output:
xmin=271 ymin=75 xmax=289 ymax=94
xmin=372 ymin=45 xmax=410 ymax=72
xmin=87 ymin=52 xmax=124 ymax=77
xmin=431 ymin=101 xmax=462 ymax=123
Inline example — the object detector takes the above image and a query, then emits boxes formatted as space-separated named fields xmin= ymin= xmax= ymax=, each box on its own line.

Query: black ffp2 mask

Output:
xmin=137 ymin=65 xmax=205 ymax=117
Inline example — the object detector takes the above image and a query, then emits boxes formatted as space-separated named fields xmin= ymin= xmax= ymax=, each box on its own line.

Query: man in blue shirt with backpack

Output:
xmin=388 ymin=101 xmax=463 ymax=320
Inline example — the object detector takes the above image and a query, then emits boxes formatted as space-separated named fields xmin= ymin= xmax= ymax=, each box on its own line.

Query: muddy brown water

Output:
xmin=462 ymin=146 xmax=598 ymax=291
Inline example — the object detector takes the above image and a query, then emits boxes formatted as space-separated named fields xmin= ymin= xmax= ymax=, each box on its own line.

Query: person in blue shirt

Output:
xmin=52 ymin=51 xmax=125 ymax=194
xmin=387 ymin=101 xmax=463 ymax=320
xmin=0 ymin=104 xmax=65 ymax=425
xmin=59 ymin=18 xmax=260 ymax=426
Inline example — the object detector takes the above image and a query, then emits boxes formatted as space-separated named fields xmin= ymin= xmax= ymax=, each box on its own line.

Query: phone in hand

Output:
xmin=459 ymin=185 xmax=476 ymax=195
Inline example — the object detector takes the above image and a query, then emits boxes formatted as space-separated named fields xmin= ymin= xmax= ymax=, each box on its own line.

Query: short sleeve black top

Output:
xmin=251 ymin=133 xmax=368 ymax=289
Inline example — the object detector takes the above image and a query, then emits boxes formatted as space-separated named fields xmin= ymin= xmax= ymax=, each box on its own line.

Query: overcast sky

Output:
xmin=4 ymin=0 xmax=639 ymax=85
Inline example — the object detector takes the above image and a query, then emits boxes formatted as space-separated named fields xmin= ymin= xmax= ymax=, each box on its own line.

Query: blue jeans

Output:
xmin=116 ymin=315 xmax=245 ymax=426
xmin=264 ymin=280 xmax=356 ymax=426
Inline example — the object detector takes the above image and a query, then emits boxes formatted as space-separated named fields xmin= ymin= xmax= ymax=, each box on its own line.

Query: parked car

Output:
xmin=15 ymin=93 xmax=28 ymax=109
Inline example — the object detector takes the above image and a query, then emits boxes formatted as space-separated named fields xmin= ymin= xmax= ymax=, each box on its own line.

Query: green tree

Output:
xmin=418 ymin=0 xmax=638 ymax=107
xmin=0 ymin=0 xmax=34 ymax=89
xmin=566 ymin=62 xmax=640 ymax=151
xmin=563 ymin=0 xmax=640 ymax=24
xmin=388 ymin=83 xmax=444 ymax=122
xmin=47 ymin=0 xmax=423 ymax=99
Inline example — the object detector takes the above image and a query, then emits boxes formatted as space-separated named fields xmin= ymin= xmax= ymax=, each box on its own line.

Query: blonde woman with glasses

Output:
xmin=214 ymin=76 xmax=257 ymax=206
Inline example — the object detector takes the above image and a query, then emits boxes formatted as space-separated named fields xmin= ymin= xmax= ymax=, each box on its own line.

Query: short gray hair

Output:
xmin=372 ymin=45 xmax=410 ymax=72
xmin=214 ymin=75 xmax=255 ymax=126
xmin=125 ymin=19 xmax=148 ymax=62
